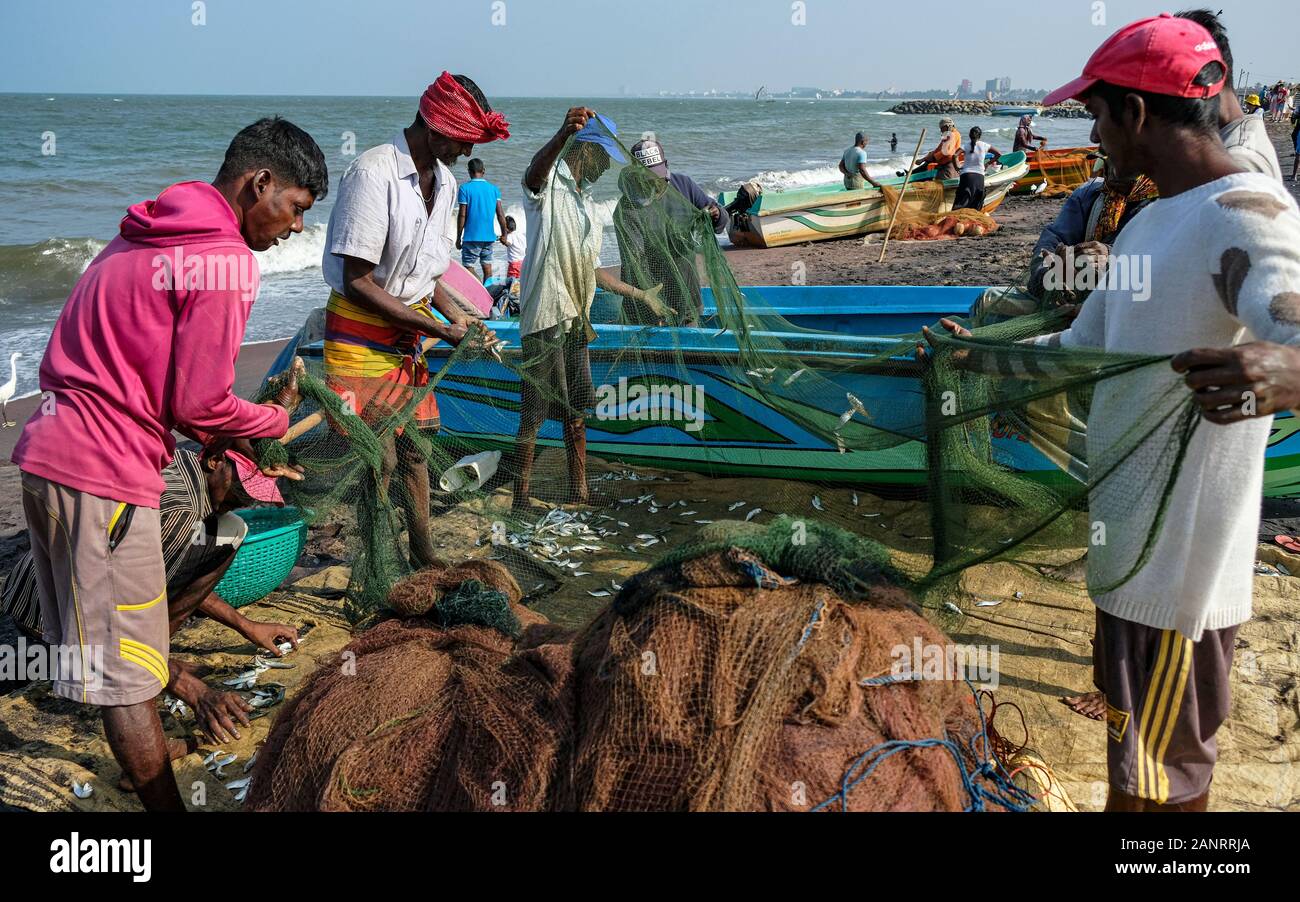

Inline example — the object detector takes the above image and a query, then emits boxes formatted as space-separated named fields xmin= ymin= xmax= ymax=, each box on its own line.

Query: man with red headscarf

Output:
xmin=321 ymin=72 xmax=509 ymax=568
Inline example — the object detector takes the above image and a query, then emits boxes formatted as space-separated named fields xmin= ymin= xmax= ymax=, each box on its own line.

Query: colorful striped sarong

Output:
xmin=323 ymin=290 xmax=441 ymax=431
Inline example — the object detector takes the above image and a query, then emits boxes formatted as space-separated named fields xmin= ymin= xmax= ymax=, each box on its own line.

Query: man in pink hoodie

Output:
xmin=11 ymin=117 xmax=328 ymax=811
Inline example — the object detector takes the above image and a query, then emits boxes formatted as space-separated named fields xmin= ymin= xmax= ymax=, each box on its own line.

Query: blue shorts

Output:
xmin=461 ymin=241 xmax=495 ymax=267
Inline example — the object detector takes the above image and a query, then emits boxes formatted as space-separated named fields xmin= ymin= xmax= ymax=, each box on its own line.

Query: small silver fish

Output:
xmin=745 ymin=508 xmax=762 ymax=521
xmin=728 ymin=501 xmax=746 ymax=512
xmin=782 ymin=368 xmax=807 ymax=386
xmin=588 ymin=590 xmax=612 ymax=598
xmin=846 ymin=392 xmax=872 ymax=420
xmin=71 ymin=781 xmax=93 ymax=799
xmin=811 ymin=496 xmax=824 ymax=511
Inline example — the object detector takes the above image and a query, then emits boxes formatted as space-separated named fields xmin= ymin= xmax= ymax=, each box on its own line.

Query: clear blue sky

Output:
xmin=0 ymin=0 xmax=1292 ymax=96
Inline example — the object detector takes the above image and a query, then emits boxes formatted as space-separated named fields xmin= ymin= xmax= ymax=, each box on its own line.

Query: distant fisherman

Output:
xmin=839 ymin=132 xmax=883 ymax=190
xmin=919 ymin=117 xmax=961 ymax=180
xmin=617 ymin=137 xmax=730 ymax=325
xmin=1013 ymin=113 xmax=1047 ymax=153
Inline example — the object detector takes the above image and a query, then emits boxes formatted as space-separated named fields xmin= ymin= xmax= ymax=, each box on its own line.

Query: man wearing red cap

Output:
xmin=3 ymin=443 xmax=300 ymax=747
xmin=935 ymin=14 xmax=1300 ymax=812
xmin=321 ymin=72 xmax=509 ymax=568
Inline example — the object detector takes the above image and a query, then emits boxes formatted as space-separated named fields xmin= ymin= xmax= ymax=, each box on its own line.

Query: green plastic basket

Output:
xmin=214 ymin=507 xmax=308 ymax=608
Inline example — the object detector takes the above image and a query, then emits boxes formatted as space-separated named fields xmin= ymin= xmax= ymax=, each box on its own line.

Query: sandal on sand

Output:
xmin=1274 ymin=535 xmax=1300 ymax=554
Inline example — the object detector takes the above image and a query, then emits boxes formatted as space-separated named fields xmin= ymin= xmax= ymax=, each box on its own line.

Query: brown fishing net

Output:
xmin=563 ymin=543 xmax=987 ymax=811
xmin=245 ymin=560 xmax=575 ymax=812
xmin=249 ymin=523 xmax=1023 ymax=812
xmin=879 ymin=183 xmax=999 ymax=241
xmin=1036 ymin=149 xmax=1098 ymax=198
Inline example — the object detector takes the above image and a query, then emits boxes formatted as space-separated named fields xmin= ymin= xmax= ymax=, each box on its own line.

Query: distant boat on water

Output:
xmin=755 ymin=86 xmax=776 ymax=103
xmin=992 ymin=105 xmax=1041 ymax=117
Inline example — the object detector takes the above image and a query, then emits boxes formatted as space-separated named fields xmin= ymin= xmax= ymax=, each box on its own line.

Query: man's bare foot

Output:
xmin=118 ymin=736 xmax=197 ymax=792
xmin=1040 ymin=554 xmax=1088 ymax=584
xmin=1061 ymin=690 xmax=1106 ymax=721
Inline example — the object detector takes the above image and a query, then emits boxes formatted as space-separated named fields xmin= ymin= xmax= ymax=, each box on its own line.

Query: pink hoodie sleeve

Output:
xmin=169 ymin=264 xmax=288 ymax=440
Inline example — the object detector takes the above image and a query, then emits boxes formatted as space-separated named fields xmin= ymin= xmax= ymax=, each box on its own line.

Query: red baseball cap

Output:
xmin=227 ymin=450 xmax=285 ymax=505
xmin=1043 ymin=13 xmax=1226 ymax=108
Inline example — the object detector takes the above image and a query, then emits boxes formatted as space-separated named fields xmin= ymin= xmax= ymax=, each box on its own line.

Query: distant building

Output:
xmin=985 ymin=78 xmax=999 ymax=95
xmin=959 ymin=79 xmax=973 ymax=96
xmin=997 ymin=76 xmax=1012 ymax=94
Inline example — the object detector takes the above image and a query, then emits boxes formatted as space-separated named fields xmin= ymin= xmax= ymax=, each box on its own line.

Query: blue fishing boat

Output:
xmin=294 ymin=285 xmax=1300 ymax=497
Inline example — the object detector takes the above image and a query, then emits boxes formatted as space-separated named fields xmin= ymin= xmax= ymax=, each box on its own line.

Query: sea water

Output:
xmin=0 ymin=93 xmax=1096 ymax=397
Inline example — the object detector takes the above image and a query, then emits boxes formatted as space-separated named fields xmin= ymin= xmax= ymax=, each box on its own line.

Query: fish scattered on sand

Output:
xmin=71 ymin=781 xmax=93 ymax=799
xmin=745 ymin=508 xmax=762 ymax=521
xmin=811 ymin=495 xmax=824 ymax=511
xmin=588 ymin=590 xmax=612 ymax=598
xmin=976 ymin=600 xmax=1001 ymax=608
xmin=728 ymin=501 xmax=746 ymax=512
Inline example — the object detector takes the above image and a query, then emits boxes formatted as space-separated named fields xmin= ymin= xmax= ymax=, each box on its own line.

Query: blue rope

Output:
xmin=811 ymin=679 xmax=1037 ymax=813
xmin=861 ymin=673 xmax=922 ymax=688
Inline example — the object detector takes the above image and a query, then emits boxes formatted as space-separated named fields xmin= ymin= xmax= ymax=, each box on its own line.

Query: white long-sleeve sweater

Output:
xmin=1040 ymin=172 xmax=1300 ymax=640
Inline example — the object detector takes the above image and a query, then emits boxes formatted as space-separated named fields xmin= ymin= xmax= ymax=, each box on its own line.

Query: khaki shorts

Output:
xmin=21 ymin=472 xmax=169 ymax=707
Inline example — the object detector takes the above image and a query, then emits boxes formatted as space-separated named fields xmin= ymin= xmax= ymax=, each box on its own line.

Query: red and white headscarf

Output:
xmin=419 ymin=71 xmax=511 ymax=144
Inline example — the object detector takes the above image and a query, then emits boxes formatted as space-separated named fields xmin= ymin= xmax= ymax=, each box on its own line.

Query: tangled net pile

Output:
xmin=248 ymin=521 xmax=1033 ymax=812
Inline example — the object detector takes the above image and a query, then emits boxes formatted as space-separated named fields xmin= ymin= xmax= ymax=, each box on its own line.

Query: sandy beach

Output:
xmin=2 ymin=121 xmax=1299 ymax=813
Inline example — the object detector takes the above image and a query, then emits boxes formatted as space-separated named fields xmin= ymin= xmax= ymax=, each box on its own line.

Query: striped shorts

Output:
xmin=1094 ymin=607 xmax=1236 ymax=805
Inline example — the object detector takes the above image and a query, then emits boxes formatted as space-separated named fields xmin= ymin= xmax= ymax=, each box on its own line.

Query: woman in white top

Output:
xmin=953 ymin=127 xmax=1003 ymax=211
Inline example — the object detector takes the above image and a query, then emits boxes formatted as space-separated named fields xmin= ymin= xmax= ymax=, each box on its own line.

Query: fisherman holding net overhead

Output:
xmin=320 ymin=72 xmax=508 ymax=567
xmin=500 ymin=110 xmax=664 ymax=510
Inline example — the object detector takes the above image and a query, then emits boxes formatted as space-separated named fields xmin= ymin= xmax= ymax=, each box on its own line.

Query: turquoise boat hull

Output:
xmin=297 ymin=285 xmax=1300 ymax=497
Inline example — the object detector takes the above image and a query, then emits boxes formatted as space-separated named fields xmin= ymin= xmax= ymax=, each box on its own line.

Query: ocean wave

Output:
xmin=0 ymin=237 xmax=107 ymax=304
xmin=253 ymin=222 xmax=327 ymax=275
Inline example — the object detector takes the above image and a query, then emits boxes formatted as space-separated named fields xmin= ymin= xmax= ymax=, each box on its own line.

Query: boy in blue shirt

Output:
xmin=456 ymin=158 xmax=509 ymax=281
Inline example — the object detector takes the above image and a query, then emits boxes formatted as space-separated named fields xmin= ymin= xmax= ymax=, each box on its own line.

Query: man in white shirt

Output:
xmin=504 ymin=109 xmax=662 ymax=511
xmin=322 ymin=72 xmax=510 ymax=566
xmin=933 ymin=14 xmax=1300 ymax=812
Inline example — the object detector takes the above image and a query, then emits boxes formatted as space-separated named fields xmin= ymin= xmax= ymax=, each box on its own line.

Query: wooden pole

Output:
xmin=877 ymin=128 xmax=927 ymax=264
xmin=281 ymin=410 xmax=326 ymax=445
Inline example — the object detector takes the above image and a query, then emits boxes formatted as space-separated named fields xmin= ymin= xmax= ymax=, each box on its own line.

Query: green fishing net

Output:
xmin=250 ymin=118 xmax=1206 ymax=626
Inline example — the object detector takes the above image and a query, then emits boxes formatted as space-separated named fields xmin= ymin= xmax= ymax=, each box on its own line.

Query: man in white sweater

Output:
xmin=934 ymin=14 xmax=1300 ymax=812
